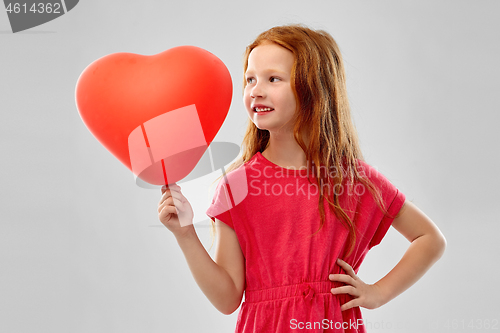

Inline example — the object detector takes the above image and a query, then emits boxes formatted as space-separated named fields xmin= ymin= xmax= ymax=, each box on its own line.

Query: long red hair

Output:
xmin=212 ymin=24 xmax=387 ymax=255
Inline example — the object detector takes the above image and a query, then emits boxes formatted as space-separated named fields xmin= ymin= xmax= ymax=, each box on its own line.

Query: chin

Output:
xmin=253 ymin=123 xmax=268 ymax=131
xmin=251 ymin=119 xmax=270 ymax=130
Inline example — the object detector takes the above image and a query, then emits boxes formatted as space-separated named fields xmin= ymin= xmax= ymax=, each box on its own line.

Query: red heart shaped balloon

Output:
xmin=75 ymin=46 xmax=232 ymax=186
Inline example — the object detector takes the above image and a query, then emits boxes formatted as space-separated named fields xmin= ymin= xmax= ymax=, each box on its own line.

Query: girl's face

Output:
xmin=243 ymin=42 xmax=297 ymax=134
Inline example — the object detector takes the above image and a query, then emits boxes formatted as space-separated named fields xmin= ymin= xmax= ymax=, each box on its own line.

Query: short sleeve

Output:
xmin=356 ymin=161 xmax=406 ymax=249
xmin=369 ymin=188 xmax=406 ymax=248
xmin=206 ymin=178 xmax=235 ymax=229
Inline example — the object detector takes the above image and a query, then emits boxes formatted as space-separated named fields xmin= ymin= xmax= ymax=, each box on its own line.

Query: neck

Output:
xmin=262 ymin=131 xmax=308 ymax=170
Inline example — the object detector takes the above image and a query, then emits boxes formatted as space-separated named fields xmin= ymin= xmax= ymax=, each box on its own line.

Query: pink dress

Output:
xmin=206 ymin=152 xmax=405 ymax=332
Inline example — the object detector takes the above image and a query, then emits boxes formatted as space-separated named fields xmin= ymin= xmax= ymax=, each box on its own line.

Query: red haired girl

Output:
xmin=158 ymin=24 xmax=446 ymax=332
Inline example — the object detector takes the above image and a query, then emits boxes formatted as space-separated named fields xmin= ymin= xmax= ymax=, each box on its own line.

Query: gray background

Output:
xmin=1 ymin=1 xmax=499 ymax=332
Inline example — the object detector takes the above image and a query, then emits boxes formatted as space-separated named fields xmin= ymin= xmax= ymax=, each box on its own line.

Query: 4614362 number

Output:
xmin=6 ymin=2 xmax=62 ymax=14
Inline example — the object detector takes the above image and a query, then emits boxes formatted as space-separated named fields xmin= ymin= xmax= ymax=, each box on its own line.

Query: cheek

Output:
xmin=285 ymin=90 xmax=297 ymax=111
xmin=243 ymin=90 xmax=252 ymax=110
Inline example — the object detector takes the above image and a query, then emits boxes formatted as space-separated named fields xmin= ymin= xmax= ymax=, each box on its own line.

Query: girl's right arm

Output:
xmin=158 ymin=185 xmax=245 ymax=315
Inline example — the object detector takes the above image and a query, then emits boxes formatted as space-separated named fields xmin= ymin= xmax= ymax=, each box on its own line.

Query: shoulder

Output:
xmin=219 ymin=154 xmax=258 ymax=182
xmin=354 ymin=159 xmax=405 ymax=204
xmin=212 ymin=153 xmax=261 ymax=200
xmin=218 ymin=152 xmax=264 ymax=185
xmin=355 ymin=159 xmax=394 ymax=188
xmin=356 ymin=159 xmax=381 ymax=178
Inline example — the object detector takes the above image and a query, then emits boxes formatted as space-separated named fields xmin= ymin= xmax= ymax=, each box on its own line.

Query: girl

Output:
xmin=158 ymin=24 xmax=446 ymax=332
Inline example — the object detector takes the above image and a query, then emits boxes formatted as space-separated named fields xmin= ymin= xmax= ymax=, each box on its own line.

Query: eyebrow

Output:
xmin=245 ymin=68 xmax=288 ymax=76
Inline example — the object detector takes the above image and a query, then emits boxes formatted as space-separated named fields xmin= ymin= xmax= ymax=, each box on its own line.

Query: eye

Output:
xmin=270 ymin=77 xmax=281 ymax=82
xmin=246 ymin=77 xmax=255 ymax=84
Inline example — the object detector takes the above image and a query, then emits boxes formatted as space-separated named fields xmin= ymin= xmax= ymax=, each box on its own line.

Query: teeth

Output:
xmin=255 ymin=107 xmax=273 ymax=112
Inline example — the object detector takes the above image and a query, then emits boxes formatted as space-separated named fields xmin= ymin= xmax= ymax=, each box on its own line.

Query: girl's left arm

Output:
xmin=330 ymin=200 xmax=447 ymax=311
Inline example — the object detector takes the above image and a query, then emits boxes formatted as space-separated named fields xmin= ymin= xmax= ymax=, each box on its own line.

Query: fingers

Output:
xmin=161 ymin=183 xmax=180 ymax=192
xmin=159 ymin=188 xmax=169 ymax=205
xmin=158 ymin=184 xmax=184 ymax=206
xmin=329 ymin=259 xmax=381 ymax=311
xmin=157 ymin=196 xmax=179 ymax=214
xmin=329 ymin=259 xmax=357 ymax=285
xmin=330 ymin=258 xmax=361 ymax=311
xmin=159 ymin=203 xmax=177 ymax=218
xmin=330 ymin=285 xmax=358 ymax=297
xmin=329 ymin=273 xmax=356 ymax=285
xmin=337 ymin=258 xmax=356 ymax=278
xmin=158 ymin=184 xmax=190 ymax=216
xmin=340 ymin=298 xmax=362 ymax=311
xmin=329 ymin=271 xmax=358 ymax=298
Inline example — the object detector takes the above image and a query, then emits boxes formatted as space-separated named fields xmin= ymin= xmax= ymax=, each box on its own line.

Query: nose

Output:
xmin=250 ymin=81 xmax=264 ymax=99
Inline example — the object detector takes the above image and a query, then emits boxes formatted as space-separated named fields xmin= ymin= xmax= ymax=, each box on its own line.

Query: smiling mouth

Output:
xmin=253 ymin=107 xmax=275 ymax=112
